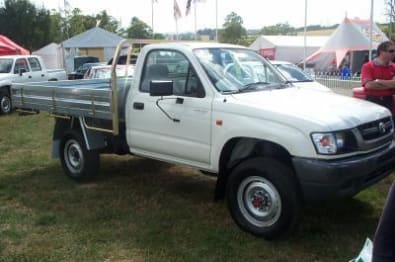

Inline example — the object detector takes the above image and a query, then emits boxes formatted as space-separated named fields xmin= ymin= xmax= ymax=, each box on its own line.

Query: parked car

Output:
xmin=271 ymin=60 xmax=332 ymax=92
xmin=12 ymin=42 xmax=395 ymax=239
xmin=83 ymin=65 xmax=134 ymax=79
xmin=0 ymin=55 xmax=66 ymax=114
xmin=107 ymin=54 xmax=138 ymax=65
xmin=67 ymin=62 xmax=103 ymax=80
xmin=352 ymin=86 xmax=395 ymax=116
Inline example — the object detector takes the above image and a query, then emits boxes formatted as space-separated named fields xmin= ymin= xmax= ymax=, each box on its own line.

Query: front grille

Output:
xmin=357 ymin=117 xmax=393 ymax=141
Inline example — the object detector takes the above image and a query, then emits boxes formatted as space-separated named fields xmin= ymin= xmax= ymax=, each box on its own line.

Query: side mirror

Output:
xmin=150 ymin=80 xmax=173 ymax=96
xmin=18 ymin=68 xmax=27 ymax=76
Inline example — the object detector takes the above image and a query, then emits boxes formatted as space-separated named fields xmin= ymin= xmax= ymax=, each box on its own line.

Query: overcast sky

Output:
xmin=30 ymin=0 xmax=388 ymax=33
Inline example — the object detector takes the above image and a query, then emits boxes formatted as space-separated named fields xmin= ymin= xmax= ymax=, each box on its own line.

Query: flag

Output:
xmin=185 ymin=0 xmax=192 ymax=16
xmin=185 ymin=0 xmax=205 ymax=16
xmin=64 ymin=0 xmax=71 ymax=10
xmin=174 ymin=0 xmax=182 ymax=20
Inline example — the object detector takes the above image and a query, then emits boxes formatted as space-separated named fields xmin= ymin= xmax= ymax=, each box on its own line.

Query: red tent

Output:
xmin=0 ymin=35 xmax=29 ymax=55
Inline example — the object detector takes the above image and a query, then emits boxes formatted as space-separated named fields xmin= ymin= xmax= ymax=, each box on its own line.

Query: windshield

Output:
xmin=193 ymin=48 xmax=287 ymax=93
xmin=89 ymin=66 xmax=134 ymax=79
xmin=274 ymin=63 xmax=313 ymax=82
xmin=0 ymin=59 xmax=13 ymax=73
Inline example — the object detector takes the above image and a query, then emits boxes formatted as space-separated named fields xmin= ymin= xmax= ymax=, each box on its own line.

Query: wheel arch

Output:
xmin=215 ymin=137 xmax=301 ymax=200
xmin=52 ymin=117 xmax=109 ymax=158
xmin=0 ymin=85 xmax=12 ymax=114
xmin=52 ymin=117 xmax=80 ymax=158
xmin=0 ymin=85 xmax=11 ymax=95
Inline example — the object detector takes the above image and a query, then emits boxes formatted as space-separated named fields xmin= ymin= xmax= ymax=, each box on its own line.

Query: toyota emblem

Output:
xmin=378 ymin=122 xmax=386 ymax=134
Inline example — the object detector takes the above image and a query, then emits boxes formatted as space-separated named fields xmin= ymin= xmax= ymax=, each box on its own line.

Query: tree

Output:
xmin=219 ymin=12 xmax=247 ymax=45
xmin=386 ymin=0 xmax=395 ymax=39
xmin=0 ymin=0 xmax=52 ymax=51
xmin=49 ymin=11 xmax=64 ymax=43
xmin=126 ymin=17 xmax=152 ymax=39
xmin=197 ymin=28 xmax=216 ymax=40
xmin=95 ymin=10 xmax=119 ymax=33
xmin=67 ymin=8 xmax=96 ymax=37
xmin=260 ymin=23 xmax=296 ymax=35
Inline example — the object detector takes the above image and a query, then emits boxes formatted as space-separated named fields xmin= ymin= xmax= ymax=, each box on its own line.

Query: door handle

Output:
xmin=41 ymin=74 xmax=45 ymax=77
xmin=28 ymin=76 xmax=32 ymax=79
xmin=133 ymin=102 xmax=144 ymax=110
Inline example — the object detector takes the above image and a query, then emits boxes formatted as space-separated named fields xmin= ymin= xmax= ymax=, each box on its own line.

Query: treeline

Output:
xmin=0 ymin=0 xmax=164 ymax=51
xmin=0 ymin=0 xmax=391 ymax=52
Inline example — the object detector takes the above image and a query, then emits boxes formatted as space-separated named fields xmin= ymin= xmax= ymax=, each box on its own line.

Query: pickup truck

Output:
xmin=0 ymin=55 xmax=66 ymax=114
xmin=11 ymin=41 xmax=395 ymax=239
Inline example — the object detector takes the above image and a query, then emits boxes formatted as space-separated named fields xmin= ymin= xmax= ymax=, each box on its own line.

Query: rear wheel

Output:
xmin=226 ymin=157 xmax=302 ymax=240
xmin=60 ymin=130 xmax=100 ymax=181
xmin=0 ymin=93 xmax=11 ymax=114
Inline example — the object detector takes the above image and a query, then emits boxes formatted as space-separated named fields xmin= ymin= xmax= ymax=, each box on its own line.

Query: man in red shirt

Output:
xmin=366 ymin=42 xmax=395 ymax=262
xmin=361 ymin=40 xmax=395 ymax=113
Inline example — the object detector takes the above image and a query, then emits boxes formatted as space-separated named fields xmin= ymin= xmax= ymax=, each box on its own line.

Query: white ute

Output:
xmin=11 ymin=41 xmax=395 ymax=239
xmin=0 ymin=55 xmax=66 ymax=114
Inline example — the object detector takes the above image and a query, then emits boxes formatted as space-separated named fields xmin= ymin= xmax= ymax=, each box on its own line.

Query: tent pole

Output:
xmin=369 ymin=0 xmax=374 ymax=61
xmin=303 ymin=0 xmax=307 ymax=70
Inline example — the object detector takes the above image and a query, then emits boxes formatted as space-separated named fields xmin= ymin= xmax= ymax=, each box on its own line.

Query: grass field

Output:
xmin=0 ymin=112 xmax=394 ymax=261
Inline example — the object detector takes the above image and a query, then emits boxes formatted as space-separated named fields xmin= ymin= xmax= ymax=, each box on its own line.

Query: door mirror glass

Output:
xmin=150 ymin=80 xmax=173 ymax=96
xmin=18 ymin=68 xmax=27 ymax=76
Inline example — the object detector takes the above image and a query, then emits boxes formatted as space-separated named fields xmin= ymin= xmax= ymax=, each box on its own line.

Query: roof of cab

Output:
xmin=142 ymin=42 xmax=248 ymax=51
xmin=0 ymin=55 xmax=39 ymax=59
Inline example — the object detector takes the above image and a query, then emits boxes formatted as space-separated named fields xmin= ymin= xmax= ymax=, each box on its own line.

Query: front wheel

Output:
xmin=0 ymin=93 xmax=11 ymax=114
xmin=60 ymin=130 xmax=100 ymax=181
xmin=226 ymin=157 xmax=302 ymax=240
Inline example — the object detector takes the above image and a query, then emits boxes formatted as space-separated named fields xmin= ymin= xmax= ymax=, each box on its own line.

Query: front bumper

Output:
xmin=293 ymin=142 xmax=395 ymax=202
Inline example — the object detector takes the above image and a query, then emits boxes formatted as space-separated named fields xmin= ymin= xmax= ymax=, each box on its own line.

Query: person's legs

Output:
xmin=372 ymin=182 xmax=395 ymax=262
xmin=365 ymin=96 xmax=393 ymax=113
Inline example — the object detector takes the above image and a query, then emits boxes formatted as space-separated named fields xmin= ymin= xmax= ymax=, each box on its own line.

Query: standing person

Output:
xmin=363 ymin=41 xmax=395 ymax=262
xmin=361 ymin=41 xmax=395 ymax=113
xmin=340 ymin=64 xmax=351 ymax=80
xmin=372 ymin=182 xmax=395 ymax=262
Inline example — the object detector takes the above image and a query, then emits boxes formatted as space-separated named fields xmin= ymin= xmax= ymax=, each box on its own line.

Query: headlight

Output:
xmin=311 ymin=131 xmax=356 ymax=155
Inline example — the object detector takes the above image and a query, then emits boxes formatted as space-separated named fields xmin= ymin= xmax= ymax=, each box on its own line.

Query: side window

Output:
xmin=28 ymin=57 xmax=42 ymax=72
xmin=14 ymin=58 xmax=30 ymax=74
xmin=140 ymin=50 xmax=205 ymax=98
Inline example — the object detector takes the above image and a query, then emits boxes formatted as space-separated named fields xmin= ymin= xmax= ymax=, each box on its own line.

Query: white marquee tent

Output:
xmin=303 ymin=17 xmax=389 ymax=72
xmin=249 ymin=35 xmax=329 ymax=63
xmin=32 ymin=42 xmax=63 ymax=69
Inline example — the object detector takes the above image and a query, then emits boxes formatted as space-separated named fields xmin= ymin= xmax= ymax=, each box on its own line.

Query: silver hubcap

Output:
xmin=237 ymin=176 xmax=282 ymax=227
xmin=1 ymin=96 xmax=11 ymax=113
xmin=64 ymin=139 xmax=84 ymax=175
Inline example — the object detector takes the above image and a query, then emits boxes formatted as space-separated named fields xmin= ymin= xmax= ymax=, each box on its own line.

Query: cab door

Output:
xmin=13 ymin=58 xmax=32 ymax=83
xmin=27 ymin=57 xmax=47 ymax=81
xmin=127 ymin=49 xmax=212 ymax=166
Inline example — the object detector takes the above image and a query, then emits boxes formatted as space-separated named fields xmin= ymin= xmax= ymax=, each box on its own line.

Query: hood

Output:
xmin=229 ymin=87 xmax=390 ymax=131
xmin=291 ymin=81 xmax=332 ymax=93
xmin=0 ymin=73 xmax=16 ymax=83
xmin=0 ymin=73 xmax=15 ymax=79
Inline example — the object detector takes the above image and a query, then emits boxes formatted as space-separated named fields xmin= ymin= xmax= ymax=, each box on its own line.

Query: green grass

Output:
xmin=0 ymin=113 xmax=394 ymax=261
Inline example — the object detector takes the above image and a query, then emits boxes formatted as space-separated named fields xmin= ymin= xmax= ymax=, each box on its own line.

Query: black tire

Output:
xmin=60 ymin=130 xmax=100 ymax=181
xmin=0 ymin=93 xmax=11 ymax=114
xmin=226 ymin=157 xmax=302 ymax=240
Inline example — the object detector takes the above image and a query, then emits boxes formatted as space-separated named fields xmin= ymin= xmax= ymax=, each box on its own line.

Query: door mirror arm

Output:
xmin=155 ymin=97 xmax=180 ymax=123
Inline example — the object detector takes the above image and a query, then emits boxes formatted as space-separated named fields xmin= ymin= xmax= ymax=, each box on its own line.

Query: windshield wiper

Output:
xmin=240 ymin=81 xmax=271 ymax=92
xmin=221 ymin=89 xmax=241 ymax=94
xmin=292 ymin=79 xmax=314 ymax=83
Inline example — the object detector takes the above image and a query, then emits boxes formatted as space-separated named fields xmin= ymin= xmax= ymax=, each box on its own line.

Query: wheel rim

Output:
xmin=237 ymin=176 xmax=282 ymax=227
xmin=1 ymin=96 xmax=11 ymax=113
xmin=64 ymin=139 xmax=84 ymax=175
